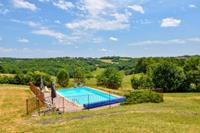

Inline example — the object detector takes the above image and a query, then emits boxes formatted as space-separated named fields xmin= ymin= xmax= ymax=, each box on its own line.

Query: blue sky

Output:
xmin=0 ymin=0 xmax=200 ymax=58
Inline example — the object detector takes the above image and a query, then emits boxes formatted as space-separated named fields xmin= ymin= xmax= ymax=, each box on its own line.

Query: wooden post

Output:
xmin=26 ymin=99 xmax=29 ymax=115
xmin=37 ymin=99 xmax=40 ymax=116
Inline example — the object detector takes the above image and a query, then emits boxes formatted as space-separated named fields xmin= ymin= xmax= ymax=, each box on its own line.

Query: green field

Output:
xmin=1 ymin=84 xmax=200 ymax=133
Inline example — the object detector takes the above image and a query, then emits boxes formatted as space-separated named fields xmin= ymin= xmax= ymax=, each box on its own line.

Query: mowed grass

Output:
xmin=0 ymin=84 xmax=33 ymax=132
xmin=1 ymin=84 xmax=200 ymax=133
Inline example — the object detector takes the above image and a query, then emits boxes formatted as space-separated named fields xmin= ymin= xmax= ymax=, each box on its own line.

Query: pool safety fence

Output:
xmin=54 ymin=96 xmax=65 ymax=113
xmin=65 ymin=93 xmax=125 ymax=110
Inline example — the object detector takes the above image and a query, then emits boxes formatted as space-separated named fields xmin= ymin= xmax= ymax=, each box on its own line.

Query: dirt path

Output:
xmin=37 ymin=109 xmax=175 ymax=125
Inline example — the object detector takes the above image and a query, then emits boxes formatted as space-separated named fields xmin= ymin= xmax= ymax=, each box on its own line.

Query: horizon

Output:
xmin=0 ymin=0 xmax=200 ymax=58
xmin=0 ymin=54 xmax=199 ymax=59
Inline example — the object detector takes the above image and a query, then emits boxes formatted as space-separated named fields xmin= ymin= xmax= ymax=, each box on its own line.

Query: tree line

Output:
xmin=0 ymin=55 xmax=200 ymax=92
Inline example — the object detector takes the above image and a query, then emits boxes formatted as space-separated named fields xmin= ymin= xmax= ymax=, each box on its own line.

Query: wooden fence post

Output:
xmin=37 ymin=99 xmax=40 ymax=116
xmin=26 ymin=99 xmax=29 ymax=115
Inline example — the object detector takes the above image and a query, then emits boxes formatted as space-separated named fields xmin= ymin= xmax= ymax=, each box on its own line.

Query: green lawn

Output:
xmin=1 ymin=84 xmax=200 ymax=133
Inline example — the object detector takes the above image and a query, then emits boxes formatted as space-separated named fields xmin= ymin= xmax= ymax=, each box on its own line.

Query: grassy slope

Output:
xmin=1 ymin=85 xmax=200 ymax=133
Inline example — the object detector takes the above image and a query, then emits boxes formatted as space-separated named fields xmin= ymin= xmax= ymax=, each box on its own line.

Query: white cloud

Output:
xmin=92 ymin=37 xmax=104 ymax=44
xmin=0 ymin=47 xmax=61 ymax=57
xmin=187 ymin=37 xmax=200 ymax=42
xmin=38 ymin=0 xmax=50 ymax=2
xmin=13 ymin=0 xmax=37 ymax=11
xmin=129 ymin=37 xmax=200 ymax=46
xmin=111 ymin=12 xmax=131 ymax=23
xmin=83 ymin=0 xmax=113 ymax=16
xmin=27 ymin=21 xmax=41 ymax=27
xmin=0 ymin=37 xmax=2 ymax=41
xmin=32 ymin=29 xmax=65 ymax=43
xmin=0 ymin=47 xmax=15 ymax=52
xmin=53 ymin=0 xmax=74 ymax=10
xmin=128 ymin=4 xmax=145 ymax=14
xmin=109 ymin=37 xmax=118 ymax=41
xmin=18 ymin=38 xmax=29 ymax=43
xmin=65 ymin=0 xmax=132 ymax=31
xmin=189 ymin=4 xmax=196 ymax=8
xmin=32 ymin=28 xmax=89 ymax=44
xmin=10 ymin=19 xmax=91 ymax=44
xmin=66 ymin=18 xmax=129 ymax=30
xmin=10 ymin=19 xmax=41 ymax=28
xmin=161 ymin=17 xmax=181 ymax=27
xmin=99 ymin=48 xmax=108 ymax=52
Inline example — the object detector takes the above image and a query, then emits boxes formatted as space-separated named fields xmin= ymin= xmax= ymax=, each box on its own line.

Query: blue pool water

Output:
xmin=56 ymin=87 xmax=119 ymax=105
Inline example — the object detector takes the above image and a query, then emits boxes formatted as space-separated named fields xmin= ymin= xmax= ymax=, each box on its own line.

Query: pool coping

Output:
xmin=56 ymin=86 xmax=124 ymax=108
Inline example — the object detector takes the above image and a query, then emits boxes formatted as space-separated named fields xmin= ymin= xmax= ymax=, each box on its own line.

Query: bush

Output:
xmin=131 ymin=73 xmax=153 ymax=89
xmin=97 ymin=67 xmax=123 ymax=89
xmin=122 ymin=90 xmax=163 ymax=104
xmin=57 ymin=69 xmax=69 ymax=87
xmin=0 ymin=71 xmax=53 ymax=86
xmin=0 ymin=75 xmax=15 ymax=84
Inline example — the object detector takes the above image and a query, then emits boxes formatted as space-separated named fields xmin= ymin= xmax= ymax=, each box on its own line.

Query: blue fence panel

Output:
xmin=83 ymin=97 xmax=125 ymax=109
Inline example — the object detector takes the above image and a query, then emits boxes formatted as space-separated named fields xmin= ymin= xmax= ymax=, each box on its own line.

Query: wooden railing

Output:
xmin=29 ymin=83 xmax=45 ymax=103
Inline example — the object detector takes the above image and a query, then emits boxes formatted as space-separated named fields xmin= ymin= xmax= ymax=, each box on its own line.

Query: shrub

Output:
xmin=0 ymin=71 xmax=53 ymax=86
xmin=57 ymin=69 xmax=69 ymax=87
xmin=122 ymin=90 xmax=163 ymax=105
xmin=97 ymin=67 xmax=123 ymax=89
xmin=131 ymin=73 xmax=153 ymax=89
xmin=0 ymin=75 xmax=15 ymax=84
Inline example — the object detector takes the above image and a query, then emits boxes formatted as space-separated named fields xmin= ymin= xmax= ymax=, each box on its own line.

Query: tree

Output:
xmin=182 ymin=57 xmax=200 ymax=91
xmin=0 ymin=65 xmax=6 ymax=73
xmin=73 ymin=67 xmax=85 ymax=84
xmin=97 ymin=67 xmax=123 ymax=89
xmin=32 ymin=71 xmax=53 ymax=87
xmin=131 ymin=73 xmax=153 ymax=89
xmin=57 ymin=69 xmax=69 ymax=87
xmin=152 ymin=63 xmax=186 ymax=92
xmin=185 ymin=68 xmax=200 ymax=91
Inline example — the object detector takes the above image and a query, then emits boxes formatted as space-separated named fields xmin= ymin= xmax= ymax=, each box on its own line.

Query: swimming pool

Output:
xmin=56 ymin=87 xmax=125 ymax=109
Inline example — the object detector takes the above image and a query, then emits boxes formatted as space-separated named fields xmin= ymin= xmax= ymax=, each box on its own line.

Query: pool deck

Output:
xmin=53 ymin=94 xmax=83 ymax=112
